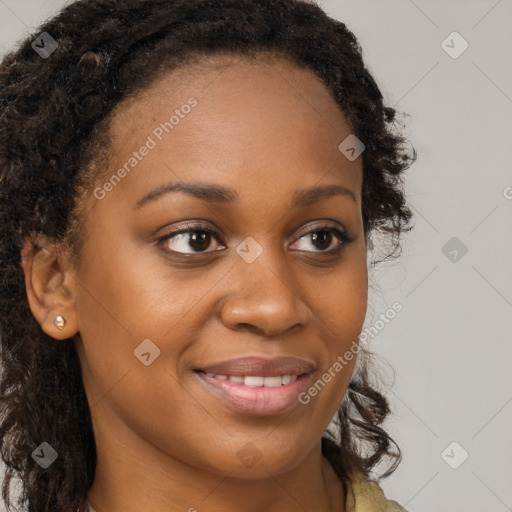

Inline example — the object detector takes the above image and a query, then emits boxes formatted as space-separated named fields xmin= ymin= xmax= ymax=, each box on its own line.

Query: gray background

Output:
xmin=1 ymin=0 xmax=511 ymax=511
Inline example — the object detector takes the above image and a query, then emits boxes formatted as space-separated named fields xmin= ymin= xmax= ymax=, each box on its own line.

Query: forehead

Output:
xmin=100 ymin=52 xmax=361 ymax=205
xmin=112 ymin=51 xmax=347 ymax=123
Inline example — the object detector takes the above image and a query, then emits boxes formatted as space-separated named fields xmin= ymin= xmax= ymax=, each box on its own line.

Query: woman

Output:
xmin=0 ymin=1 xmax=415 ymax=511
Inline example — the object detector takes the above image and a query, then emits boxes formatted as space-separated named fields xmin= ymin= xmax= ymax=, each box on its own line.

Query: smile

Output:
xmin=196 ymin=369 xmax=313 ymax=416
xmin=203 ymin=373 xmax=299 ymax=387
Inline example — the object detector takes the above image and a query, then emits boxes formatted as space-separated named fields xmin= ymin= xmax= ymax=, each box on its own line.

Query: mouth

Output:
xmin=200 ymin=372 xmax=300 ymax=386
xmin=194 ymin=356 xmax=315 ymax=416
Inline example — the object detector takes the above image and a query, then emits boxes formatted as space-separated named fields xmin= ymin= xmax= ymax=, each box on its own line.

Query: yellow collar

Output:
xmin=344 ymin=468 xmax=407 ymax=512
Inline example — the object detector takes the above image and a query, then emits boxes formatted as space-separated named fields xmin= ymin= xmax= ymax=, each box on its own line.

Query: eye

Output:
xmin=157 ymin=221 xmax=353 ymax=257
xmin=290 ymin=224 xmax=353 ymax=253
xmin=158 ymin=223 xmax=224 ymax=255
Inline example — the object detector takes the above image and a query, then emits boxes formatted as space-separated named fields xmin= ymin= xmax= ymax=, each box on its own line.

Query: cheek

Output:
xmin=72 ymin=240 xmax=223 ymax=462
xmin=310 ymin=251 xmax=368 ymax=346
xmin=74 ymin=226 xmax=198 ymax=338
xmin=300 ymin=254 xmax=367 ymax=407
xmin=72 ymin=227 xmax=234 ymax=410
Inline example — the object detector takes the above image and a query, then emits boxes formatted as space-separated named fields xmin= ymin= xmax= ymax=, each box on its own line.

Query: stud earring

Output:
xmin=54 ymin=315 xmax=66 ymax=330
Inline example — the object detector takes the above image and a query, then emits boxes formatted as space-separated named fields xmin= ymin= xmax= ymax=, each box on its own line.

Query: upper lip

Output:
xmin=197 ymin=356 xmax=315 ymax=377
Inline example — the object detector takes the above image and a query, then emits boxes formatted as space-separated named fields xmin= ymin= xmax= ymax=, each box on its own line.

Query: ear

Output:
xmin=21 ymin=234 xmax=79 ymax=340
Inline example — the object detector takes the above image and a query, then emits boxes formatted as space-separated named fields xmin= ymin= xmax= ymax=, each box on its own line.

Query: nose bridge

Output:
xmin=219 ymin=240 xmax=310 ymax=336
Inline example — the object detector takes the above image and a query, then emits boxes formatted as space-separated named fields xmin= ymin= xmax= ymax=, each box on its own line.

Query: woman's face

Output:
xmin=71 ymin=54 xmax=368 ymax=478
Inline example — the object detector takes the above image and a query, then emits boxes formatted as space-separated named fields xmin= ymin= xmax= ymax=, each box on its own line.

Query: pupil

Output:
xmin=187 ymin=230 xmax=332 ymax=252
xmin=190 ymin=231 xmax=210 ymax=251
xmin=312 ymin=231 xmax=331 ymax=250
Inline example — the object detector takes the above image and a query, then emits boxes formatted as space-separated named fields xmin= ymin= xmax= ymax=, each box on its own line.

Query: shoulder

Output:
xmin=343 ymin=468 xmax=407 ymax=512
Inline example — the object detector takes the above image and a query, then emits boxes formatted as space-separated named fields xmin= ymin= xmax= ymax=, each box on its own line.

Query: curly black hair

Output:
xmin=0 ymin=0 xmax=416 ymax=511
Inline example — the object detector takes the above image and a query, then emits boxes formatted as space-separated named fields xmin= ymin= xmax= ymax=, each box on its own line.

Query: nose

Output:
xmin=218 ymin=252 xmax=311 ymax=338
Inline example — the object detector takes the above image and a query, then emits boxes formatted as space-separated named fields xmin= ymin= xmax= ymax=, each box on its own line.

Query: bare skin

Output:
xmin=22 ymin=53 xmax=367 ymax=512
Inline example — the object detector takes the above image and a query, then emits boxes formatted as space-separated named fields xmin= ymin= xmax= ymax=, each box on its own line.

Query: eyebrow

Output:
xmin=134 ymin=181 xmax=357 ymax=209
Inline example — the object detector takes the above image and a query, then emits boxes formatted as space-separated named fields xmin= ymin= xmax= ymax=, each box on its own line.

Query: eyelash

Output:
xmin=156 ymin=222 xmax=354 ymax=257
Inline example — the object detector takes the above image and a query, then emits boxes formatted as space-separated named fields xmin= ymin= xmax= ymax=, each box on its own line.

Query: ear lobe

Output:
xmin=21 ymin=234 xmax=79 ymax=340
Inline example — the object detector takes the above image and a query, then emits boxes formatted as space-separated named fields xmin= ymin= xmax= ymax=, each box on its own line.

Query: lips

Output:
xmin=197 ymin=356 xmax=315 ymax=377
xmin=194 ymin=356 xmax=316 ymax=415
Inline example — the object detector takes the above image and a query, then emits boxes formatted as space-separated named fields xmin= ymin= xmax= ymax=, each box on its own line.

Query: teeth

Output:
xmin=263 ymin=376 xmax=283 ymax=387
xmin=244 ymin=376 xmax=264 ymax=387
xmin=204 ymin=372 xmax=299 ymax=386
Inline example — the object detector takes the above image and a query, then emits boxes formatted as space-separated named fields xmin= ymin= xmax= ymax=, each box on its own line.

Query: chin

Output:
xmin=202 ymin=441 xmax=312 ymax=479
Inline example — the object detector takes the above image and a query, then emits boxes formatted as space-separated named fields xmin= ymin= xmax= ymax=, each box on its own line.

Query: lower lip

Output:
xmin=196 ymin=371 xmax=312 ymax=416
